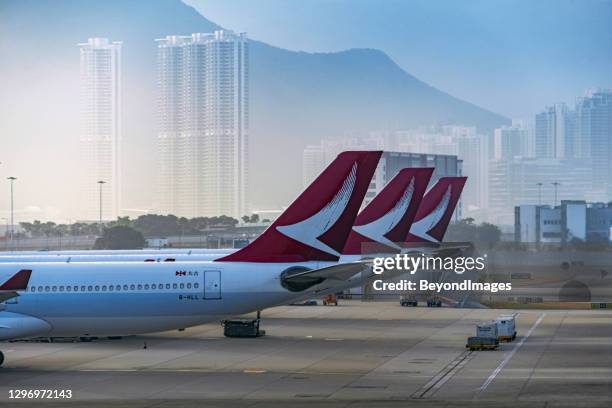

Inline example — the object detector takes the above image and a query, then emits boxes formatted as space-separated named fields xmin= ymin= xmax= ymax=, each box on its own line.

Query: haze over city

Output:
xmin=0 ymin=0 xmax=610 ymax=226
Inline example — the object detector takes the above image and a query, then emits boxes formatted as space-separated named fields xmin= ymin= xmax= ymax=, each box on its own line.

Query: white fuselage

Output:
xmin=0 ymin=260 xmax=335 ymax=340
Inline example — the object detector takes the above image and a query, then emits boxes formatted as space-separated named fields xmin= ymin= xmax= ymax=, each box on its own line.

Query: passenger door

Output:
xmin=203 ymin=270 xmax=221 ymax=299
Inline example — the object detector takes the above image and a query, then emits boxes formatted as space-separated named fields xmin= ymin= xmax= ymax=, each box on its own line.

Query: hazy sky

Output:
xmin=187 ymin=0 xmax=612 ymax=119
xmin=1 ymin=0 xmax=610 ymax=224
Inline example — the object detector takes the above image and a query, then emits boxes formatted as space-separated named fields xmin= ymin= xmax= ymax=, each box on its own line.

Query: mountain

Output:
xmin=0 ymin=0 xmax=508 ymax=216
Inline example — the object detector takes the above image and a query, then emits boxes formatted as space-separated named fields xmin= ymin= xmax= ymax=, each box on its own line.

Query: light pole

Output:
xmin=97 ymin=180 xmax=106 ymax=235
xmin=7 ymin=177 xmax=16 ymax=249
xmin=552 ymin=182 xmax=560 ymax=207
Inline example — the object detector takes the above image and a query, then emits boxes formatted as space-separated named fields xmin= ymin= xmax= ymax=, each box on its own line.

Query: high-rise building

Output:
xmin=302 ymin=137 xmax=385 ymax=189
xmin=78 ymin=38 xmax=122 ymax=221
xmin=494 ymin=122 xmax=530 ymax=160
xmin=442 ymin=126 xmax=489 ymax=215
xmin=576 ymin=90 xmax=612 ymax=197
xmin=534 ymin=103 xmax=576 ymax=159
xmin=157 ymin=31 xmax=249 ymax=219
xmin=395 ymin=126 xmax=487 ymax=217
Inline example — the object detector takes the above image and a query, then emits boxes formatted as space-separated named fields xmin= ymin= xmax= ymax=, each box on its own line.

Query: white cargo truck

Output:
xmin=467 ymin=321 xmax=500 ymax=351
xmin=495 ymin=314 xmax=517 ymax=341
xmin=476 ymin=321 xmax=498 ymax=339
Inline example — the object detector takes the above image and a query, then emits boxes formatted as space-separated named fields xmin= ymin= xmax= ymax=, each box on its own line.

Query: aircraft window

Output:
xmin=45 ymin=286 xmax=50 ymax=292
xmin=166 ymin=284 xmax=170 ymax=289
xmin=159 ymin=283 xmax=163 ymax=289
xmin=81 ymin=286 xmax=86 ymax=292
xmin=31 ymin=286 xmax=36 ymax=292
xmin=59 ymin=286 xmax=64 ymax=292
xmin=137 ymin=284 xmax=143 ymax=290
xmin=66 ymin=286 xmax=71 ymax=292
xmin=145 ymin=284 xmax=150 ymax=290
xmin=88 ymin=286 xmax=93 ymax=291
xmin=108 ymin=286 xmax=113 ymax=292
xmin=74 ymin=286 xmax=78 ymax=292
xmin=123 ymin=285 xmax=128 ymax=291
xmin=187 ymin=283 xmax=192 ymax=289
xmin=38 ymin=286 xmax=43 ymax=292
xmin=116 ymin=285 xmax=121 ymax=291
xmin=130 ymin=284 xmax=135 ymax=290
xmin=173 ymin=283 xmax=177 ymax=289
xmin=180 ymin=283 xmax=185 ymax=289
xmin=95 ymin=285 xmax=100 ymax=291
xmin=52 ymin=286 xmax=57 ymax=292
xmin=194 ymin=283 xmax=199 ymax=289
xmin=152 ymin=284 xmax=156 ymax=290
xmin=102 ymin=285 xmax=107 ymax=291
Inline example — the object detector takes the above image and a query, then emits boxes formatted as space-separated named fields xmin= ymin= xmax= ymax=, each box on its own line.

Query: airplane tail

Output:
xmin=0 ymin=269 xmax=32 ymax=291
xmin=342 ymin=167 xmax=434 ymax=254
xmin=405 ymin=177 xmax=467 ymax=243
xmin=219 ymin=151 xmax=382 ymax=262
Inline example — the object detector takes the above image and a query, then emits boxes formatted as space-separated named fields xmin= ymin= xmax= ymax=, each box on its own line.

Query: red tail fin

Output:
xmin=342 ymin=168 xmax=434 ymax=254
xmin=405 ymin=177 xmax=467 ymax=243
xmin=0 ymin=269 xmax=32 ymax=291
xmin=219 ymin=151 xmax=382 ymax=262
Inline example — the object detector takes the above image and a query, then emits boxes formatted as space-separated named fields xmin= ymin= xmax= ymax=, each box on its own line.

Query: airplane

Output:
xmin=0 ymin=166 xmax=467 ymax=364
xmin=0 ymin=150 xmax=382 ymax=367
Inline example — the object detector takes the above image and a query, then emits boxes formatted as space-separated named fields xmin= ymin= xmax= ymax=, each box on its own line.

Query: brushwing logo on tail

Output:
xmin=409 ymin=186 xmax=452 ymax=242
xmin=276 ymin=163 xmax=358 ymax=256
xmin=352 ymin=178 xmax=415 ymax=249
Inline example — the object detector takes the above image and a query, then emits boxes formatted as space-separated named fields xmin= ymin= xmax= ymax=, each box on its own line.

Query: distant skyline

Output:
xmin=187 ymin=0 xmax=612 ymax=119
xmin=1 ymin=0 xmax=610 ymax=224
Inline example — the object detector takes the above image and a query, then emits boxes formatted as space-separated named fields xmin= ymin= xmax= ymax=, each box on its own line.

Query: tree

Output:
xmin=241 ymin=215 xmax=250 ymax=223
xmin=445 ymin=218 xmax=501 ymax=248
xmin=132 ymin=214 xmax=180 ymax=236
xmin=250 ymin=214 xmax=260 ymax=223
xmin=476 ymin=222 xmax=502 ymax=249
xmin=112 ymin=216 xmax=131 ymax=227
xmin=94 ymin=226 xmax=145 ymax=250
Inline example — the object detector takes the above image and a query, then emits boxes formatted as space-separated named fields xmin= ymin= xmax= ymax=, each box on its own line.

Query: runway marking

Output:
xmin=79 ymin=369 xmax=137 ymax=372
xmin=243 ymin=369 xmax=267 ymax=374
xmin=479 ymin=312 xmax=546 ymax=392
xmin=411 ymin=350 xmax=473 ymax=399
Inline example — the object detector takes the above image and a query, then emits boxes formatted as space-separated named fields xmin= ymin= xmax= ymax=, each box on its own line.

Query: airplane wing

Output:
xmin=0 ymin=269 xmax=32 ymax=303
xmin=281 ymin=261 xmax=372 ymax=293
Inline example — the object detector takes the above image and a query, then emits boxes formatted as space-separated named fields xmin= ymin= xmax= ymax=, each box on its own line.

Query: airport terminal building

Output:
xmin=515 ymin=200 xmax=612 ymax=243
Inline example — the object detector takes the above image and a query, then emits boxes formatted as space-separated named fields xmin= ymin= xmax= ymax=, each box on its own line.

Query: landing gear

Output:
xmin=0 ymin=350 xmax=4 ymax=367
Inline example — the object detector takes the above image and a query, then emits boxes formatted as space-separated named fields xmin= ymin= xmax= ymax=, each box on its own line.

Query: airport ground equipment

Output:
xmin=427 ymin=298 xmax=442 ymax=307
xmin=466 ymin=336 xmax=498 ymax=350
xmin=323 ymin=294 xmax=338 ymax=306
xmin=476 ymin=321 xmax=498 ymax=339
xmin=291 ymin=300 xmax=318 ymax=306
xmin=495 ymin=314 xmax=517 ymax=342
xmin=223 ymin=319 xmax=265 ymax=338
xmin=400 ymin=295 xmax=418 ymax=307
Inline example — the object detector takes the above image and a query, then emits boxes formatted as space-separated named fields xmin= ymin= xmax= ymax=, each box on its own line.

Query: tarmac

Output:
xmin=0 ymin=300 xmax=611 ymax=407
